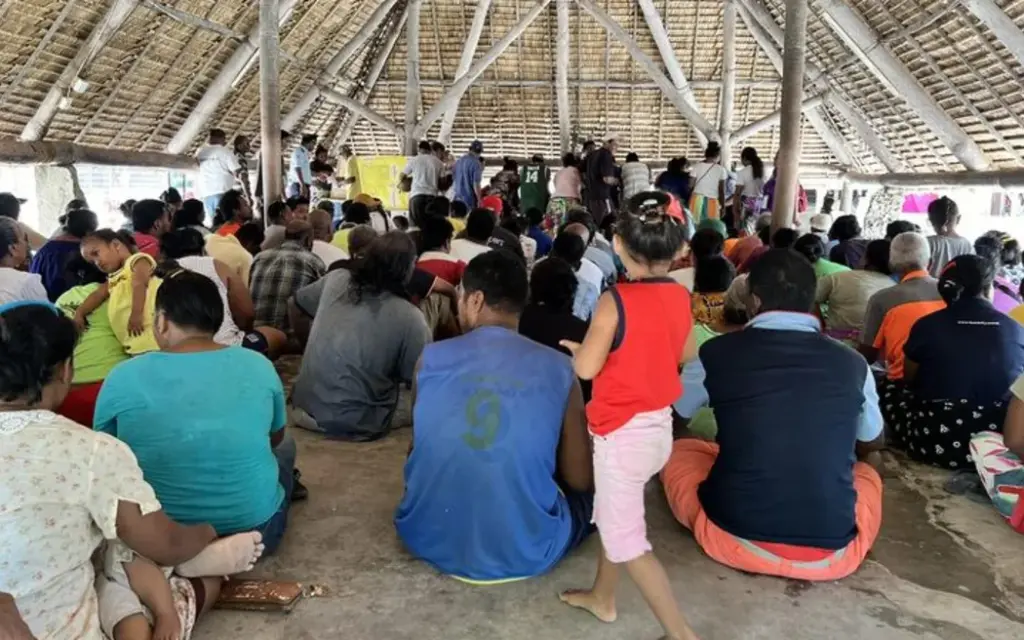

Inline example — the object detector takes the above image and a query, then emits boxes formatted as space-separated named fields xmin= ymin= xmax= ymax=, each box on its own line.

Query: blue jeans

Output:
xmin=203 ymin=193 xmax=224 ymax=218
xmin=253 ymin=430 xmax=296 ymax=555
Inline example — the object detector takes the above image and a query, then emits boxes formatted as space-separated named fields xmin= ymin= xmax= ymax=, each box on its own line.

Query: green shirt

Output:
xmin=814 ymin=258 xmax=850 ymax=279
xmin=56 ymin=284 xmax=129 ymax=384
xmin=519 ymin=164 xmax=550 ymax=214
xmin=688 ymin=323 xmax=721 ymax=440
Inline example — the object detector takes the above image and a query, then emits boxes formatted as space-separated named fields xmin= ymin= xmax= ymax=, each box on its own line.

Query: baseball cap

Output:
xmin=810 ymin=213 xmax=833 ymax=232
xmin=0 ymin=193 xmax=26 ymax=219
xmin=469 ymin=140 xmax=484 ymax=153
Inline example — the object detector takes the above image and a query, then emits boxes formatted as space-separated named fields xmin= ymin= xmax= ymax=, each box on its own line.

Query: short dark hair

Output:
xmin=420 ymin=215 xmax=454 ymax=253
xmin=161 ymin=188 xmax=183 ymax=205
xmin=286 ymin=196 xmax=310 ymax=210
xmin=525 ymin=207 xmax=544 ymax=227
xmin=974 ymin=234 xmax=1003 ymax=273
xmin=462 ymin=250 xmax=529 ymax=315
xmin=174 ymin=199 xmax=206 ymax=229
xmin=418 ymin=140 xmax=432 ymax=152
xmin=793 ymin=233 xmax=825 ymax=263
xmin=131 ymin=199 xmax=167 ymax=234
xmin=208 ymin=128 xmax=226 ymax=142
xmin=748 ymin=249 xmax=817 ymax=314
xmin=425 ymin=196 xmax=450 ymax=221
xmin=864 ymin=239 xmax=891 ymax=273
xmin=234 ymin=222 xmax=265 ymax=248
xmin=885 ymin=220 xmax=918 ymax=240
xmin=0 ymin=304 xmax=77 ymax=404
xmin=160 ymin=228 xmax=206 ymax=260
xmin=938 ymin=254 xmax=994 ymax=305
xmin=345 ymin=202 xmax=371 ymax=225
xmin=770 ymin=228 xmax=799 ymax=249
xmin=500 ymin=215 xmax=524 ymax=237
xmin=392 ymin=215 xmax=410 ymax=231
xmin=266 ymin=201 xmax=289 ymax=225
xmin=927 ymin=196 xmax=959 ymax=230
xmin=529 ymin=257 xmax=578 ymax=313
xmin=690 ymin=228 xmax=724 ymax=261
xmin=214 ymin=190 xmax=245 ymax=227
xmin=65 ymin=198 xmax=89 ymax=213
xmin=552 ymin=232 xmax=586 ymax=267
xmin=64 ymin=209 xmax=99 ymax=239
xmin=0 ymin=193 xmax=21 ymax=220
xmin=301 ymin=133 xmax=318 ymax=146
xmin=84 ymin=228 xmax=137 ymax=251
xmin=694 ymin=256 xmax=735 ymax=294
xmin=828 ymin=214 xmax=861 ymax=242
xmin=156 ymin=270 xmax=224 ymax=334
xmin=626 ymin=152 xmax=640 ymax=162
xmin=348 ymin=225 xmax=378 ymax=257
xmin=450 ymin=201 xmax=469 ymax=219
xmin=466 ymin=208 xmax=496 ymax=242
xmin=562 ymin=152 xmax=578 ymax=168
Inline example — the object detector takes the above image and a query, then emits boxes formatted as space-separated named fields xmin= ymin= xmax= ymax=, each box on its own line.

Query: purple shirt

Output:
xmin=993 ymin=276 xmax=1021 ymax=314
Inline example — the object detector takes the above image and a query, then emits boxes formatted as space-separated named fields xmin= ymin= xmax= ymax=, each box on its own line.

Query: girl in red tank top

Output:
xmin=559 ymin=195 xmax=699 ymax=640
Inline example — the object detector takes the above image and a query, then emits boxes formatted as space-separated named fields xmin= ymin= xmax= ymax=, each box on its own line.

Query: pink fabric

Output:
xmin=591 ymin=407 xmax=673 ymax=563
xmin=553 ymin=167 xmax=582 ymax=199
xmin=902 ymin=193 xmax=938 ymax=213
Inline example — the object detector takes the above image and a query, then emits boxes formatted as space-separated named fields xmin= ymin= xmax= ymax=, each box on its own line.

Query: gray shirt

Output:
xmin=261 ymin=224 xmax=286 ymax=251
xmin=292 ymin=269 xmax=431 ymax=440
xmin=927 ymin=235 xmax=974 ymax=277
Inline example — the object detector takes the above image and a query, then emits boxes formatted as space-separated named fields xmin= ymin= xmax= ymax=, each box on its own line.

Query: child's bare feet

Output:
xmin=558 ymin=589 xmax=617 ymax=623
xmin=151 ymin=612 xmax=181 ymax=640
xmin=175 ymin=532 xmax=264 ymax=578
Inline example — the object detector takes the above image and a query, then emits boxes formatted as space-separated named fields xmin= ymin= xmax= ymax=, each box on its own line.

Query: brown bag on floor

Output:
xmin=215 ymin=579 xmax=303 ymax=613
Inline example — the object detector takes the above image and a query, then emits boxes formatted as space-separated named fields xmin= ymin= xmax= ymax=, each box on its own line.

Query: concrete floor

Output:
xmin=194 ymin=358 xmax=1024 ymax=640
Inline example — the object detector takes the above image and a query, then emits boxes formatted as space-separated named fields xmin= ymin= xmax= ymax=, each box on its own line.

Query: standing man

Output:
xmin=340 ymin=145 xmax=360 ymax=199
xmin=585 ymin=136 xmax=619 ymax=227
xmin=452 ymin=140 xmax=485 ymax=209
xmin=196 ymin=128 xmax=244 ymax=218
xmin=289 ymin=134 xmax=318 ymax=199
xmin=519 ymin=154 xmax=550 ymax=218
xmin=233 ymin=135 xmax=253 ymax=203
xmin=400 ymin=141 xmax=444 ymax=227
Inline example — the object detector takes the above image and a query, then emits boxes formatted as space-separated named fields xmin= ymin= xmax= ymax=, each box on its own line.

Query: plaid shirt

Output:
xmin=250 ymin=241 xmax=326 ymax=332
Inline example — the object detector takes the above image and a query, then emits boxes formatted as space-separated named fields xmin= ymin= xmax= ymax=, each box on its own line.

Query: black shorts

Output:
xmin=241 ymin=331 xmax=269 ymax=355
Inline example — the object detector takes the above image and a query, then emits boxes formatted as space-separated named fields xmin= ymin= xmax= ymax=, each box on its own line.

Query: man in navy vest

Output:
xmin=664 ymin=248 xmax=885 ymax=581
xmin=395 ymin=251 xmax=594 ymax=583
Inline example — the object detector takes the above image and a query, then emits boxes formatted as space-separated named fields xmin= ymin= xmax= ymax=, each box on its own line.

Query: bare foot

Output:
xmin=151 ymin=612 xmax=181 ymax=640
xmin=175 ymin=532 xmax=265 ymax=578
xmin=558 ymin=589 xmax=617 ymax=623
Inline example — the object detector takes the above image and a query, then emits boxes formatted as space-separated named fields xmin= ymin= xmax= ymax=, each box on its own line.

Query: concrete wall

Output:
xmin=33 ymin=165 xmax=86 ymax=234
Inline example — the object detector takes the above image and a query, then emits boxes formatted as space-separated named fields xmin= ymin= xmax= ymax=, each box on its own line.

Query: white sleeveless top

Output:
xmin=176 ymin=256 xmax=245 ymax=346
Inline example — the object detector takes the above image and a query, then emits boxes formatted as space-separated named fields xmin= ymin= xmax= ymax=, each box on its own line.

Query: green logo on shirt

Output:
xmin=462 ymin=390 xmax=503 ymax=450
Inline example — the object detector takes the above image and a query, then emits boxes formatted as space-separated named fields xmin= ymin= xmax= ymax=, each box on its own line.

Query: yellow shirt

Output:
xmin=205 ymin=233 xmax=254 ymax=286
xmin=448 ymin=217 xmax=467 ymax=235
xmin=346 ymin=156 xmax=361 ymax=198
xmin=108 ymin=253 xmax=160 ymax=355
xmin=1010 ymin=303 xmax=1024 ymax=327
xmin=332 ymin=228 xmax=352 ymax=253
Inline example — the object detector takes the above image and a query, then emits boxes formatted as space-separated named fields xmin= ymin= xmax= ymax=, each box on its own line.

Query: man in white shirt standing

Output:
xmin=289 ymin=134 xmax=318 ymax=199
xmin=196 ymin=129 xmax=244 ymax=217
xmin=400 ymin=140 xmax=443 ymax=227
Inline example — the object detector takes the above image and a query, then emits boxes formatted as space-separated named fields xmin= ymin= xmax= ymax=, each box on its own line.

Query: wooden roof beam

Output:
xmin=438 ymin=0 xmax=494 ymax=146
xmin=577 ymin=0 xmax=718 ymax=141
xmin=281 ymin=0 xmax=401 ymax=134
xmin=318 ymin=87 xmax=405 ymax=138
xmin=637 ymin=0 xmax=709 ymax=148
xmin=376 ymin=78 xmax=781 ymax=89
xmin=960 ymin=0 xmax=1024 ymax=71
xmin=816 ymin=0 xmax=988 ymax=171
xmin=21 ymin=0 xmax=141 ymax=142
xmin=166 ymin=0 xmax=298 ymax=154
xmin=413 ymin=0 xmax=552 ymax=140
xmin=555 ymin=0 xmax=571 ymax=154
xmin=732 ymin=90 xmax=828 ymax=144
xmin=0 ymin=137 xmax=195 ymax=169
xmin=737 ymin=0 xmax=895 ymax=171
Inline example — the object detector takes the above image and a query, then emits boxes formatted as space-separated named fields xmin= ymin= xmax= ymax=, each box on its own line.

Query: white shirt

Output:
xmin=177 ymin=256 xmax=246 ymax=346
xmin=0 ymin=267 xmax=47 ymax=304
xmin=196 ymin=144 xmax=241 ymax=197
xmin=669 ymin=267 xmax=695 ymax=292
xmin=578 ymin=257 xmax=604 ymax=293
xmin=0 ymin=410 xmax=161 ymax=640
xmin=621 ymin=162 xmax=651 ymax=201
xmin=450 ymin=238 xmax=491 ymax=263
xmin=735 ymin=165 xmax=764 ymax=198
xmin=691 ymin=162 xmax=728 ymax=199
xmin=313 ymin=239 xmax=348 ymax=268
xmin=290 ymin=146 xmax=312 ymax=185
xmin=403 ymin=153 xmax=444 ymax=198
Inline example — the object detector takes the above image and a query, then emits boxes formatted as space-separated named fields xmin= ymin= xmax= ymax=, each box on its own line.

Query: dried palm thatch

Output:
xmin=0 ymin=0 xmax=1022 ymax=175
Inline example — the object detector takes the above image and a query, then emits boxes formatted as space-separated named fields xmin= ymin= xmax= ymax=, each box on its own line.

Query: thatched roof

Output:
xmin=1 ymin=0 xmax=1023 ymax=174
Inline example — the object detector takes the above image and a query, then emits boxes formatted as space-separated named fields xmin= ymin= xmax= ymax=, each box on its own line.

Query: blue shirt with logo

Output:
xmin=395 ymin=326 xmax=576 ymax=582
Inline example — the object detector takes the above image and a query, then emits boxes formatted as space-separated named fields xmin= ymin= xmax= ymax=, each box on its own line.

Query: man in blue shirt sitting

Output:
xmin=663 ymin=249 xmax=885 ymax=581
xmin=395 ymin=251 xmax=593 ymax=583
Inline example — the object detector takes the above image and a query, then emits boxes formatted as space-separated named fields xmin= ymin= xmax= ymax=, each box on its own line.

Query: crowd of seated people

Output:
xmin=9 ymin=145 xmax=1024 ymax=640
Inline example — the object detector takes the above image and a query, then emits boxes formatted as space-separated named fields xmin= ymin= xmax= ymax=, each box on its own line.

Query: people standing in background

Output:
xmin=655 ymin=157 xmax=691 ymax=203
xmin=732 ymin=147 xmax=765 ymax=234
xmin=491 ymin=158 xmax=521 ymax=212
xmin=161 ymin=188 xmax=183 ymax=218
xmin=620 ymin=152 xmax=650 ymax=202
xmin=339 ymin=145 xmax=360 ymax=199
xmin=925 ymin=196 xmax=973 ymax=278
xmin=579 ymin=140 xmax=597 ymax=203
xmin=453 ymin=140 xmax=485 ymax=209
xmin=519 ymin=154 xmax=551 ymax=217
xmin=688 ymin=142 xmax=727 ymax=224
xmin=401 ymin=141 xmax=444 ymax=227
xmin=585 ymin=137 xmax=619 ymax=228
xmin=233 ymin=135 xmax=253 ymax=203
xmin=196 ymin=129 xmax=244 ymax=218
xmin=548 ymin=153 xmax=583 ymax=230
xmin=289 ymin=134 xmax=318 ymax=199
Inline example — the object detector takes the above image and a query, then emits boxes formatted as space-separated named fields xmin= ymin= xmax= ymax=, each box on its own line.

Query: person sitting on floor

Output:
xmin=450 ymin=208 xmax=494 ymax=263
xmin=551 ymin=233 xmax=600 ymax=322
xmin=0 ymin=301 xmax=261 ymax=640
xmin=860 ymin=232 xmax=945 ymax=425
xmin=250 ymin=221 xmax=326 ymax=335
xmin=395 ymin=250 xmax=593 ymax=583
xmin=94 ymin=271 xmax=300 ymax=554
xmin=815 ymin=239 xmax=895 ymax=345
xmin=519 ymin=256 xmax=590 ymax=358
xmin=665 ymin=248 xmax=885 ymax=581
xmin=172 ymin=198 xmax=211 ymax=237
xmin=161 ymin=229 xmax=288 ymax=359
xmin=54 ymin=257 xmax=129 ymax=426
xmin=971 ymin=371 xmax=1024 ymax=530
xmin=827 ymin=214 xmax=869 ymax=269
xmin=525 ymin=207 xmax=553 ymax=258
xmin=290 ymin=232 xmax=432 ymax=441
xmin=794 ymin=233 xmax=850 ymax=280
xmin=309 ymin=207 xmax=348 ymax=268
xmin=0 ymin=217 xmax=47 ymax=304
xmin=130 ymin=200 xmax=172 ymax=259
xmin=563 ymin=210 xmax=617 ymax=287
xmin=260 ymin=201 xmax=291 ymax=251
xmin=417 ymin=215 xmax=465 ymax=286
xmin=974 ymin=233 xmax=1022 ymax=313
xmin=212 ymin=190 xmax=254 ymax=238
xmin=30 ymin=207 xmax=99 ymax=301
xmin=892 ymin=254 xmax=1024 ymax=469
xmin=670 ymin=225 xmax=725 ymax=290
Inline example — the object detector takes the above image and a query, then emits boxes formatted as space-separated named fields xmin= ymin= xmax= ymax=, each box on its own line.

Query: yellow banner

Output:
xmin=354 ymin=156 xmax=410 ymax=211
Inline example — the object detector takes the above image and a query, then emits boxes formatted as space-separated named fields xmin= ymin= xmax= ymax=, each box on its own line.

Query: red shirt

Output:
xmin=417 ymin=252 xmax=466 ymax=286
xmin=216 ymin=222 xmax=242 ymax=237
xmin=133 ymin=232 xmax=160 ymax=258
xmin=587 ymin=279 xmax=693 ymax=435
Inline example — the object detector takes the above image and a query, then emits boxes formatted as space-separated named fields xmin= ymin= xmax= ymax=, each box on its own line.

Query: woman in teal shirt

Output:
xmin=94 ymin=270 xmax=297 ymax=553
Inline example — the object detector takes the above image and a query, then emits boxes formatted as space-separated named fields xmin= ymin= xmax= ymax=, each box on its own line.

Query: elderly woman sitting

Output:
xmin=815 ymin=239 xmax=895 ymax=345
xmin=893 ymin=255 xmax=1024 ymax=469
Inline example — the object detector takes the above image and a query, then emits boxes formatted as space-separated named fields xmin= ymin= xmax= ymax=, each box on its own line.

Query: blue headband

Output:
xmin=0 ymin=300 xmax=61 ymax=316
